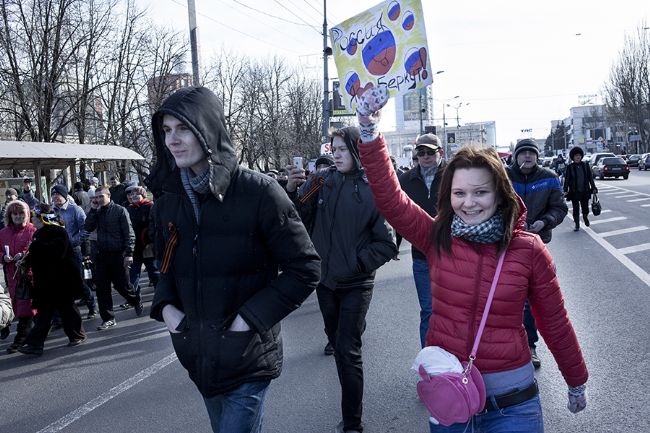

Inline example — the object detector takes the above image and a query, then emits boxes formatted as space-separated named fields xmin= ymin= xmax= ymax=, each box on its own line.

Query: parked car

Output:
xmin=592 ymin=157 xmax=630 ymax=179
xmin=639 ymin=154 xmax=650 ymax=171
xmin=626 ymin=154 xmax=642 ymax=167
xmin=589 ymin=152 xmax=616 ymax=168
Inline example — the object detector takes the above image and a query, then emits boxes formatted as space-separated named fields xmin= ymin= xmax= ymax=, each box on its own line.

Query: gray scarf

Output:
xmin=451 ymin=211 xmax=505 ymax=244
xmin=180 ymin=167 xmax=210 ymax=223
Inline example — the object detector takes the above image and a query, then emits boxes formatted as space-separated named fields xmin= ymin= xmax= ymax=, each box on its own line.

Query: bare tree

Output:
xmin=604 ymin=22 xmax=650 ymax=153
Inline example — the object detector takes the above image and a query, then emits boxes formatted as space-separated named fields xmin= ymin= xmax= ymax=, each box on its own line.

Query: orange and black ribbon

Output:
xmin=299 ymin=176 xmax=325 ymax=204
xmin=159 ymin=222 xmax=178 ymax=274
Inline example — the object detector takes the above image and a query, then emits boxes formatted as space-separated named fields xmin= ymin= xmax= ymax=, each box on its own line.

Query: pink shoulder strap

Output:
xmin=470 ymin=251 xmax=506 ymax=358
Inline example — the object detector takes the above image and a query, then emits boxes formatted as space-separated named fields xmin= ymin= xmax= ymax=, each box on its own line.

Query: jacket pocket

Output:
xmin=213 ymin=329 xmax=272 ymax=382
xmin=170 ymin=328 xmax=198 ymax=376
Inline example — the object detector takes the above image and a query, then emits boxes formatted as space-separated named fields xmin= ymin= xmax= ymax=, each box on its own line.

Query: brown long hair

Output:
xmin=432 ymin=146 xmax=522 ymax=255
xmin=3 ymin=200 xmax=30 ymax=228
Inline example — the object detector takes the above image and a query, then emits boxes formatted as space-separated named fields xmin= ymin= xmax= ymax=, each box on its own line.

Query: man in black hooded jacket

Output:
xmin=286 ymin=126 xmax=397 ymax=433
xmin=145 ymin=87 xmax=320 ymax=433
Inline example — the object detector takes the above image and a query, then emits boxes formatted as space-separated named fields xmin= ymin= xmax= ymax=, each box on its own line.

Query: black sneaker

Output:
xmin=134 ymin=302 xmax=144 ymax=317
xmin=18 ymin=344 xmax=44 ymax=356
xmin=6 ymin=343 xmax=20 ymax=354
xmin=97 ymin=320 xmax=117 ymax=331
xmin=323 ymin=342 xmax=335 ymax=356
xmin=530 ymin=347 xmax=541 ymax=369
xmin=67 ymin=337 xmax=87 ymax=347
xmin=0 ymin=326 xmax=9 ymax=340
xmin=118 ymin=303 xmax=131 ymax=310
xmin=583 ymin=215 xmax=590 ymax=227
xmin=86 ymin=311 xmax=97 ymax=320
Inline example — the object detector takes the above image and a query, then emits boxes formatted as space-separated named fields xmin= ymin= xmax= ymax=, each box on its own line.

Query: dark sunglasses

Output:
xmin=416 ymin=150 xmax=438 ymax=157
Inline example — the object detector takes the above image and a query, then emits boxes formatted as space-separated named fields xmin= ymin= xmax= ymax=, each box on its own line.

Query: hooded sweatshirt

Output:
xmin=292 ymin=127 xmax=396 ymax=290
xmin=145 ymin=87 xmax=320 ymax=397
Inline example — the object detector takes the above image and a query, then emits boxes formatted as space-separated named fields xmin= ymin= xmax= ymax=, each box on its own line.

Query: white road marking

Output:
xmin=36 ymin=353 xmax=178 ymax=433
xmin=569 ymin=216 xmax=650 ymax=288
xmin=612 ymin=194 xmax=641 ymax=198
xmin=627 ymin=197 xmax=650 ymax=202
xmin=599 ymin=226 xmax=649 ymax=238
xmin=589 ymin=217 xmax=627 ymax=225
xmin=619 ymin=243 xmax=650 ymax=255
xmin=599 ymin=209 xmax=613 ymax=214
xmin=643 ymin=204 xmax=650 ymax=207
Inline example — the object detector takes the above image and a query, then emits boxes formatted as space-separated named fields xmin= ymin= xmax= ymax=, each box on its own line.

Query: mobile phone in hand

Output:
xmin=293 ymin=157 xmax=303 ymax=169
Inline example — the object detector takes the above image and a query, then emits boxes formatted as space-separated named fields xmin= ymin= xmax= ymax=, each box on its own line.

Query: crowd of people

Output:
xmin=1 ymin=174 xmax=158 ymax=355
xmin=0 ymin=85 xmax=594 ymax=433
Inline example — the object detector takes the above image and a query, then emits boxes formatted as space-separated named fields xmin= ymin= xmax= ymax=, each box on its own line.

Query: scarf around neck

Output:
xmin=451 ymin=211 xmax=505 ymax=244
xmin=180 ymin=167 xmax=210 ymax=223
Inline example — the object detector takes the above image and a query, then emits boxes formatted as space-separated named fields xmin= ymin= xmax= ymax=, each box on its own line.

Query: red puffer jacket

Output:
xmin=358 ymin=135 xmax=588 ymax=388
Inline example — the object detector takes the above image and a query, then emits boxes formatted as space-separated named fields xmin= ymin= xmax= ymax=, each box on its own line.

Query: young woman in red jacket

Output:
xmin=354 ymin=87 xmax=588 ymax=432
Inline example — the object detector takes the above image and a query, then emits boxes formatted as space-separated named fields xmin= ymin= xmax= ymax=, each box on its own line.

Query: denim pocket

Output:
xmin=498 ymin=395 xmax=543 ymax=432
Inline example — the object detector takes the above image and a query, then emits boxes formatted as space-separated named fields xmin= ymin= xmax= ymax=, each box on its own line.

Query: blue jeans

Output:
xmin=413 ymin=258 xmax=432 ymax=348
xmin=203 ymin=380 xmax=271 ymax=433
xmin=523 ymin=300 xmax=538 ymax=348
xmin=128 ymin=257 xmax=159 ymax=292
xmin=429 ymin=395 xmax=544 ymax=433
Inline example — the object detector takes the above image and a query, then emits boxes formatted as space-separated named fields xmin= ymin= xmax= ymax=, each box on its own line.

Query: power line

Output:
xmin=301 ymin=0 xmax=343 ymax=25
xmin=271 ymin=0 xmax=321 ymax=35
xmin=169 ymin=0 xmax=302 ymax=54
xmin=232 ymin=0 xmax=316 ymax=28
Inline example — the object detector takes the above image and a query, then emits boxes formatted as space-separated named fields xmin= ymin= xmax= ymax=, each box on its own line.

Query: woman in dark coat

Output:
xmin=16 ymin=204 xmax=86 ymax=356
xmin=563 ymin=146 xmax=598 ymax=231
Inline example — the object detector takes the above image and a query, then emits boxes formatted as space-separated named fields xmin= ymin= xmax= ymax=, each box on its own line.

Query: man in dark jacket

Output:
xmin=506 ymin=138 xmax=568 ymax=368
xmin=145 ymin=87 xmax=320 ymax=433
xmin=287 ymin=126 xmax=396 ymax=433
xmin=84 ymin=185 xmax=142 ymax=330
xmin=109 ymin=175 xmax=128 ymax=207
xmin=398 ymin=133 xmax=446 ymax=348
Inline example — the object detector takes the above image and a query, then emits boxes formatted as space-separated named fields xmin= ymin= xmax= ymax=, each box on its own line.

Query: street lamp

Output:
xmin=447 ymin=101 xmax=470 ymax=128
xmin=419 ymin=70 xmax=445 ymax=134
xmin=439 ymin=95 xmax=459 ymax=158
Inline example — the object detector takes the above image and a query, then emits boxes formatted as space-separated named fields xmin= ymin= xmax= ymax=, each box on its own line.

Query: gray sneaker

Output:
xmin=96 ymin=320 xmax=117 ymax=331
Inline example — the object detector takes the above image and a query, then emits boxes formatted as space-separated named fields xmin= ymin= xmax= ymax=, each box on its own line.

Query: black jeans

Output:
xmin=316 ymin=284 xmax=372 ymax=433
xmin=25 ymin=301 xmax=85 ymax=347
xmin=95 ymin=251 xmax=141 ymax=321
xmin=571 ymin=196 xmax=590 ymax=226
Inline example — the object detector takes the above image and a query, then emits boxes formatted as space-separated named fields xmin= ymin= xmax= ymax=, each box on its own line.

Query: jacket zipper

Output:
xmin=322 ymin=175 xmax=345 ymax=284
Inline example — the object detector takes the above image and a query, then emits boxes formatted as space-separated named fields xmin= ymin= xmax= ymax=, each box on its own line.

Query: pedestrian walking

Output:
xmin=507 ymin=139 xmax=568 ymax=368
xmin=564 ymin=146 xmax=598 ymax=231
xmin=145 ymin=86 xmax=320 ymax=433
xmin=0 ymin=282 xmax=14 ymax=331
xmin=398 ymin=133 xmax=446 ymax=347
xmin=84 ymin=185 xmax=143 ymax=330
xmin=125 ymin=185 xmax=158 ymax=292
xmin=16 ymin=204 xmax=86 ymax=356
xmin=286 ymin=126 xmax=397 ymax=433
xmin=0 ymin=200 xmax=37 ymax=352
xmin=355 ymin=89 xmax=588 ymax=432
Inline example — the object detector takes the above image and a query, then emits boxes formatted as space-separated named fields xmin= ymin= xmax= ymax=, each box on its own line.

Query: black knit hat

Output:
xmin=51 ymin=184 xmax=68 ymax=200
xmin=513 ymin=138 xmax=539 ymax=160
xmin=569 ymin=146 xmax=584 ymax=160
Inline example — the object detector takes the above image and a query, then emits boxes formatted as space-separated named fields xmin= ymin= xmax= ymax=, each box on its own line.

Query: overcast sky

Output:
xmin=138 ymin=0 xmax=650 ymax=146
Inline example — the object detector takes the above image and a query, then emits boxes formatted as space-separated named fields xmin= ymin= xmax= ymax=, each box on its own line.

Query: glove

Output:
xmin=528 ymin=220 xmax=545 ymax=233
xmin=567 ymin=384 xmax=587 ymax=413
xmin=356 ymin=85 xmax=389 ymax=142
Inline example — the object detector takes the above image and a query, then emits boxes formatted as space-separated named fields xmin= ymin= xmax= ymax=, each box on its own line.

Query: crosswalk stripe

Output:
xmin=612 ymin=194 xmax=640 ymax=198
xmin=627 ymin=197 xmax=650 ymax=202
xmin=599 ymin=226 xmax=649 ymax=238
xmin=589 ymin=217 xmax=627 ymax=225
xmin=643 ymin=204 xmax=650 ymax=207
xmin=619 ymin=243 xmax=650 ymax=255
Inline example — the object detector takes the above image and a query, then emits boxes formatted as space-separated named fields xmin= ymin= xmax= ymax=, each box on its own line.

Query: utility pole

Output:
xmin=322 ymin=0 xmax=331 ymax=142
xmin=188 ymin=0 xmax=201 ymax=86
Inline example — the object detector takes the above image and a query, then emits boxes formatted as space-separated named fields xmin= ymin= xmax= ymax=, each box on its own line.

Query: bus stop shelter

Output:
xmin=0 ymin=141 xmax=145 ymax=199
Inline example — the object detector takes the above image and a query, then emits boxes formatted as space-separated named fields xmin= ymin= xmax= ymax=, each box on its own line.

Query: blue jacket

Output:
xmin=54 ymin=200 xmax=86 ymax=247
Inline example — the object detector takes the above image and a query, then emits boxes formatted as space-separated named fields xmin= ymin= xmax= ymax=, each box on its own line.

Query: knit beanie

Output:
xmin=51 ymin=184 xmax=68 ymax=200
xmin=513 ymin=139 xmax=539 ymax=160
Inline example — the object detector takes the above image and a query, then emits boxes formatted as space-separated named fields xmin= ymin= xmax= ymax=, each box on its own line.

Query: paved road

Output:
xmin=2 ymin=169 xmax=650 ymax=433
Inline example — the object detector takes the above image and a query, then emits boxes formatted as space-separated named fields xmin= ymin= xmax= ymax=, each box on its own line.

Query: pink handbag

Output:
xmin=417 ymin=252 xmax=506 ymax=426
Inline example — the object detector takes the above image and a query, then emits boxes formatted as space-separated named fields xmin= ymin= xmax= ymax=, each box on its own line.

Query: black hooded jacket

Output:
xmin=145 ymin=87 xmax=321 ymax=397
xmin=289 ymin=127 xmax=396 ymax=290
